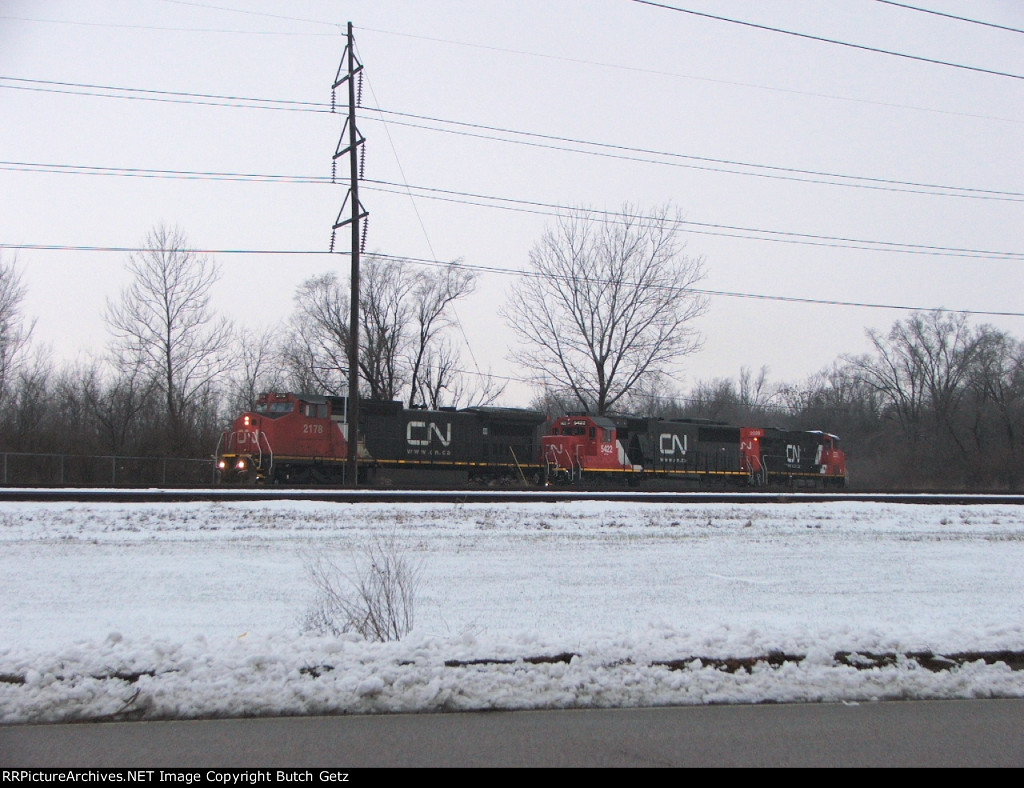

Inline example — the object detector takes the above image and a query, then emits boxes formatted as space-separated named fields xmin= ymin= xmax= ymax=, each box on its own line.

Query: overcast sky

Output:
xmin=1 ymin=0 xmax=1022 ymax=407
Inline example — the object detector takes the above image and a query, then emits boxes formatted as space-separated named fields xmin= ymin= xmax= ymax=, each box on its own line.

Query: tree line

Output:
xmin=1 ymin=211 xmax=1021 ymax=490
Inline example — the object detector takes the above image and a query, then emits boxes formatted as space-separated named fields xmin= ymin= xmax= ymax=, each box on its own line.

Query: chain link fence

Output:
xmin=0 ymin=452 xmax=216 ymax=487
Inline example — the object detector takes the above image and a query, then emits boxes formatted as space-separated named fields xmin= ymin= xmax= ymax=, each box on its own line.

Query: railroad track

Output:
xmin=0 ymin=487 xmax=1022 ymax=504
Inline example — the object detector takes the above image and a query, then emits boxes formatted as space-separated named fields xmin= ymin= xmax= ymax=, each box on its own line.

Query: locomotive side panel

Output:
xmin=755 ymin=428 xmax=846 ymax=486
xmin=692 ymin=424 xmax=743 ymax=480
xmin=363 ymin=405 xmax=547 ymax=485
xmin=636 ymin=419 xmax=743 ymax=482
xmin=467 ymin=407 xmax=547 ymax=480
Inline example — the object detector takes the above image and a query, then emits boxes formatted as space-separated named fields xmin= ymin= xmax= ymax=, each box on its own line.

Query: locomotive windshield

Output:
xmin=254 ymin=401 xmax=295 ymax=417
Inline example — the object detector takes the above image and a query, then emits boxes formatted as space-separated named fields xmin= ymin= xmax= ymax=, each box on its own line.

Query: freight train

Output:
xmin=216 ymin=391 xmax=847 ymax=488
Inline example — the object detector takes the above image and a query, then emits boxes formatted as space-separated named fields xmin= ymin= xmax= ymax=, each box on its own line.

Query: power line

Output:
xmin=872 ymin=1 xmax=1024 ymax=35
xmin=4 ymin=160 xmax=1022 ymax=261
xmin=362 ymin=107 xmax=1024 ymax=201
xmin=156 ymin=0 xmax=341 ymax=30
xmin=631 ymin=0 xmax=1024 ymax=81
xmin=5 ymin=76 xmax=1020 ymax=202
xmin=0 ymin=160 xmax=324 ymax=183
xmin=355 ymin=25 xmax=1024 ymax=126
xmin=2 ymin=243 xmax=1020 ymax=318
xmin=8 ymin=11 xmax=1024 ymax=121
xmin=0 ymin=77 xmax=327 ymax=112
xmin=369 ymin=252 xmax=1024 ymax=318
xmin=362 ymin=179 xmax=1024 ymax=261
xmin=0 ymin=12 xmax=334 ymax=36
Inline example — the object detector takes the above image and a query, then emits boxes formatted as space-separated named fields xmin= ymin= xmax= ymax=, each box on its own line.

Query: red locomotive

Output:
xmin=216 ymin=392 xmax=548 ymax=485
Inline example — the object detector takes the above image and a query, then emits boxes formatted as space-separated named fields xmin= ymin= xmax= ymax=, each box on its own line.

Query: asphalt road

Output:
xmin=3 ymin=699 xmax=1024 ymax=768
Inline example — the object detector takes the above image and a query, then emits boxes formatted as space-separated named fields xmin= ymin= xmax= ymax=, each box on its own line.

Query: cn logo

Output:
xmin=659 ymin=433 xmax=687 ymax=456
xmin=407 ymin=421 xmax=452 ymax=447
xmin=786 ymin=444 xmax=801 ymax=464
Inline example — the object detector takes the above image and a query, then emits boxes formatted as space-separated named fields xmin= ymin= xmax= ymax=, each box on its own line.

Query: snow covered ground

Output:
xmin=1 ymin=497 xmax=1023 ymax=724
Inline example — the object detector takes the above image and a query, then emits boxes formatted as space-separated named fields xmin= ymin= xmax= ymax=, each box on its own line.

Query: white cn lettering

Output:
xmin=430 ymin=422 xmax=452 ymax=446
xmin=407 ymin=421 xmax=452 ymax=447
xmin=786 ymin=444 xmax=801 ymax=464
xmin=659 ymin=433 xmax=687 ymax=455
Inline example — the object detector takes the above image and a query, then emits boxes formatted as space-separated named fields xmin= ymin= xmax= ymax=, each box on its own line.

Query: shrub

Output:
xmin=302 ymin=534 xmax=423 ymax=642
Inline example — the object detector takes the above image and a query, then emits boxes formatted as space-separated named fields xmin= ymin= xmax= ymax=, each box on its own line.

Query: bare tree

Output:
xmin=412 ymin=341 xmax=460 ymax=410
xmin=2 ymin=347 xmax=53 ymax=451
xmin=81 ymin=360 xmax=160 ymax=455
xmin=283 ymin=257 xmax=479 ymax=405
xmin=845 ymin=311 xmax=983 ymax=449
xmin=407 ymin=262 xmax=476 ymax=408
xmin=104 ymin=225 xmax=233 ymax=448
xmin=961 ymin=328 xmax=1024 ymax=486
xmin=618 ymin=373 xmax=682 ymax=418
xmin=501 ymin=204 xmax=708 ymax=415
xmin=686 ymin=377 xmax=741 ymax=422
xmin=0 ymin=255 xmax=35 ymax=409
xmin=281 ymin=261 xmax=411 ymax=399
xmin=227 ymin=324 xmax=286 ymax=413
xmin=738 ymin=365 xmax=775 ymax=413
xmin=360 ymin=257 xmax=415 ymax=400
xmin=280 ymin=272 xmax=350 ymax=395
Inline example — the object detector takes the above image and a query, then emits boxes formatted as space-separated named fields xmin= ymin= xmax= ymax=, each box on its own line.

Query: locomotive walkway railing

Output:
xmin=0 ymin=452 xmax=213 ymax=487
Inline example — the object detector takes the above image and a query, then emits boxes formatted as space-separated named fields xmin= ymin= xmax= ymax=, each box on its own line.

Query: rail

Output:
xmin=0 ymin=488 xmax=1022 ymax=505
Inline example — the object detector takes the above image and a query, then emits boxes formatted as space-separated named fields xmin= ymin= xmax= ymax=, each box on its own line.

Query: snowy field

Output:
xmin=1 ymin=498 xmax=1023 ymax=724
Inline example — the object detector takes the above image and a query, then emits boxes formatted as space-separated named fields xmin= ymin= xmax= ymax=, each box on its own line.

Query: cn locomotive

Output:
xmin=216 ymin=391 xmax=847 ymax=488
xmin=215 ymin=391 xmax=548 ymax=485
xmin=542 ymin=413 xmax=847 ymax=488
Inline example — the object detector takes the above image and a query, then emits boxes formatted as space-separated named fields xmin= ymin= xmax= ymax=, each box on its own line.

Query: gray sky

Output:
xmin=2 ymin=0 xmax=1022 ymax=406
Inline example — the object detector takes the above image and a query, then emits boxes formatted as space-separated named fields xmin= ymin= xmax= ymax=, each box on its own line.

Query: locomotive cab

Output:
xmin=543 ymin=414 xmax=640 ymax=484
xmin=740 ymin=427 xmax=847 ymax=487
xmin=216 ymin=392 xmax=368 ymax=484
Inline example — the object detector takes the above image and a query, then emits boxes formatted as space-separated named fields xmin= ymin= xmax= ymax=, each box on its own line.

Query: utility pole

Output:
xmin=331 ymin=22 xmax=367 ymax=486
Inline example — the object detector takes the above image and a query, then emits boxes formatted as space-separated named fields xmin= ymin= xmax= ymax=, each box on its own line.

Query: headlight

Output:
xmin=236 ymin=459 xmax=247 ymax=470
xmin=217 ymin=460 xmax=226 ymax=470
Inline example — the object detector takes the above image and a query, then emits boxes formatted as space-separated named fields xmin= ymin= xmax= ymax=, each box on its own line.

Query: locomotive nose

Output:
xmin=542 ymin=435 xmax=572 ymax=462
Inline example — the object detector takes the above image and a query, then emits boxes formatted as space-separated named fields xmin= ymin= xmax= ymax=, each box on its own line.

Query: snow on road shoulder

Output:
xmin=1 ymin=499 xmax=1023 ymax=723
xmin=3 ymin=626 xmax=1023 ymax=724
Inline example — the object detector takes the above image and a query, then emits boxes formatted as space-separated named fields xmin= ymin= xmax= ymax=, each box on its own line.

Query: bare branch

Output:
xmin=501 ymin=204 xmax=707 ymax=414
